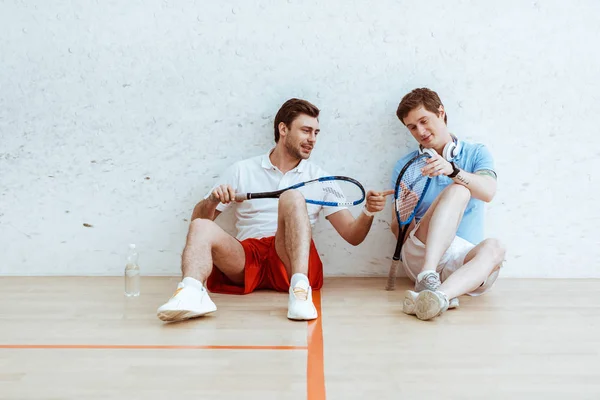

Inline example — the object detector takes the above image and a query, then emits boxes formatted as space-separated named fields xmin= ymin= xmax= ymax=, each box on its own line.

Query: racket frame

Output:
xmin=385 ymin=153 xmax=432 ymax=290
xmin=234 ymin=175 xmax=366 ymax=207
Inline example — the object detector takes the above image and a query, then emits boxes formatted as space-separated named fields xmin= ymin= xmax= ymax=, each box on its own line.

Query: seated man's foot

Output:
xmin=157 ymin=277 xmax=217 ymax=322
xmin=414 ymin=270 xmax=458 ymax=309
xmin=415 ymin=270 xmax=441 ymax=292
xmin=404 ymin=290 xmax=458 ymax=315
xmin=287 ymin=279 xmax=318 ymax=321
xmin=415 ymin=290 xmax=449 ymax=321
xmin=403 ymin=290 xmax=418 ymax=314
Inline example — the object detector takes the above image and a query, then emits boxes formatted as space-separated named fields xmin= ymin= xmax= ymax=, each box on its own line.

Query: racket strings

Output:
xmin=299 ymin=179 xmax=363 ymax=205
xmin=396 ymin=158 xmax=429 ymax=223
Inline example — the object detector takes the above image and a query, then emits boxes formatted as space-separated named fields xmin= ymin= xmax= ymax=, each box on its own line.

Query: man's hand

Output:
xmin=209 ymin=184 xmax=237 ymax=204
xmin=364 ymin=189 xmax=394 ymax=215
xmin=421 ymin=151 xmax=453 ymax=177
xmin=327 ymin=188 xmax=394 ymax=246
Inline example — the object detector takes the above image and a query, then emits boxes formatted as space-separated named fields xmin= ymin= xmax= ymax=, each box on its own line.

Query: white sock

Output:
xmin=182 ymin=276 xmax=204 ymax=290
xmin=290 ymin=273 xmax=309 ymax=289
xmin=417 ymin=270 xmax=438 ymax=282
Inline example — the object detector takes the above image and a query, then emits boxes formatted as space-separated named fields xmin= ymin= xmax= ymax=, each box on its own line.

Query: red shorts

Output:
xmin=206 ymin=236 xmax=323 ymax=295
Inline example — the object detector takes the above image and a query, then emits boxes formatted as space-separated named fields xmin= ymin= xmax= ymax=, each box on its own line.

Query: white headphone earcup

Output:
xmin=452 ymin=138 xmax=461 ymax=158
xmin=442 ymin=142 xmax=456 ymax=161
xmin=422 ymin=148 xmax=436 ymax=158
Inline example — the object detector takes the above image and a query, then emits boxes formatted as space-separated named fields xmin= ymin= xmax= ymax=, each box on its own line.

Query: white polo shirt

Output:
xmin=205 ymin=149 xmax=346 ymax=241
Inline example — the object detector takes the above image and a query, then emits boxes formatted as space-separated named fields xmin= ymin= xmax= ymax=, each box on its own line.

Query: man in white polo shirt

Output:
xmin=157 ymin=98 xmax=391 ymax=322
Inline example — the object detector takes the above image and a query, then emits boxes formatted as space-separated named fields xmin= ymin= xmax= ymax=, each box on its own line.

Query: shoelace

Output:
xmin=293 ymin=287 xmax=308 ymax=301
xmin=170 ymin=287 xmax=184 ymax=298
xmin=422 ymin=273 xmax=441 ymax=290
xmin=170 ymin=284 xmax=205 ymax=299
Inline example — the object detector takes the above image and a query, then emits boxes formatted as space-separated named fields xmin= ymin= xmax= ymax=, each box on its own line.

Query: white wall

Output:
xmin=1 ymin=1 xmax=599 ymax=278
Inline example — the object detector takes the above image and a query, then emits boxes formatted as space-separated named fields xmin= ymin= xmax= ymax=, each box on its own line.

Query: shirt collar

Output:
xmin=261 ymin=148 xmax=307 ymax=173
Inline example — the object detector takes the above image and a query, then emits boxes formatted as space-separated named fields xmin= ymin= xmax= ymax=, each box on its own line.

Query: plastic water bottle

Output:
xmin=124 ymin=244 xmax=140 ymax=297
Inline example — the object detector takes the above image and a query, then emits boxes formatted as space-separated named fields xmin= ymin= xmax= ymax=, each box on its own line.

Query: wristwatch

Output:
xmin=448 ymin=161 xmax=460 ymax=178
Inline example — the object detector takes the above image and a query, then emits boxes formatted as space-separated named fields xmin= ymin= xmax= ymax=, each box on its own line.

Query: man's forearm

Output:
xmin=451 ymin=170 xmax=496 ymax=202
xmin=344 ymin=212 xmax=375 ymax=246
xmin=191 ymin=197 xmax=220 ymax=221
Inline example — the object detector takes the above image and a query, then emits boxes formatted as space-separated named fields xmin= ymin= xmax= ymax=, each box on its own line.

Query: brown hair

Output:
xmin=396 ymin=88 xmax=447 ymax=125
xmin=273 ymin=98 xmax=320 ymax=143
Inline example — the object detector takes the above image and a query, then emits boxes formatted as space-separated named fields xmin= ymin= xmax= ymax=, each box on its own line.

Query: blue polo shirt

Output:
xmin=390 ymin=142 xmax=495 ymax=244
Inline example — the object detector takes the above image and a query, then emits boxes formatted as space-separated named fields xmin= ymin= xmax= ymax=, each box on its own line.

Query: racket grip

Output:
xmin=385 ymin=259 xmax=400 ymax=291
xmin=234 ymin=193 xmax=248 ymax=202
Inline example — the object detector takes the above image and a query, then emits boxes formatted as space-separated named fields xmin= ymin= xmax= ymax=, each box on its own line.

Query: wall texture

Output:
xmin=1 ymin=0 xmax=599 ymax=278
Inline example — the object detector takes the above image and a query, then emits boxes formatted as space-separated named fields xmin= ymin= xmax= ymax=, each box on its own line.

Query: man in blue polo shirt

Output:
xmin=390 ymin=88 xmax=506 ymax=321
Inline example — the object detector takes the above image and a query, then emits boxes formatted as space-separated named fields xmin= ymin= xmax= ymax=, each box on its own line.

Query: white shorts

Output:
xmin=400 ymin=224 xmax=500 ymax=296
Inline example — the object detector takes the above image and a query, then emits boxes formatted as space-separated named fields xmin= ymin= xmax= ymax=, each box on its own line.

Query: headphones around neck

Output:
xmin=419 ymin=134 xmax=461 ymax=161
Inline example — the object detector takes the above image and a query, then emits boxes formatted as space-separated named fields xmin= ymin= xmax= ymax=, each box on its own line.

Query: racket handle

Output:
xmin=385 ymin=259 xmax=401 ymax=291
xmin=234 ymin=193 xmax=248 ymax=202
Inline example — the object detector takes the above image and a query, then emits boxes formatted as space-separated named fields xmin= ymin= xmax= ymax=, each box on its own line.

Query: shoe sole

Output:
xmin=287 ymin=310 xmax=318 ymax=321
xmin=415 ymin=291 xmax=443 ymax=321
xmin=157 ymin=307 xmax=216 ymax=322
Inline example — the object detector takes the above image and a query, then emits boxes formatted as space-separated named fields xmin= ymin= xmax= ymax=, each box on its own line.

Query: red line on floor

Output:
xmin=307 ymin=289 xmax=326 ymax=400
xmin=0 ymin=344 xmax=307 ymax=350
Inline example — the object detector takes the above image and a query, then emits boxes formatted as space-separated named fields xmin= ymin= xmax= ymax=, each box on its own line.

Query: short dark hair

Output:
xmin=396 ymin=88 xmax=447 ymax=125
xmin=273 ymin=98 xmax=320 ymax=143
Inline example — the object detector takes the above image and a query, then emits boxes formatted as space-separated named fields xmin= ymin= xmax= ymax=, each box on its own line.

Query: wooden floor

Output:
xmin=0 ymin=277 xmax=599 ymax=399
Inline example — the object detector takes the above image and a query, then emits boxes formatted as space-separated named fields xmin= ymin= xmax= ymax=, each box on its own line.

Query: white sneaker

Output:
xmin=414 ymin=270 xmax=459 ymax=310
xmin=449 ymin=297 xmax=460 ymax=309
xmin=415 ymin=270 xmax=442 ymax=292
xmin=402 ymin=290 xmax=419 ymax=315
xmin=287 ymin=280 xmax=318 ymax=321
xmin=404 ymin=290 xmax=459 ymax=315
xmin=415 ymin=290 xmax=449 ymax=321
xmin=157 ymin=279 xmax=217 ymax=322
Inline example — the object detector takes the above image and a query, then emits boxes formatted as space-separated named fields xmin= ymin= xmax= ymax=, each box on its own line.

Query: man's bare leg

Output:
xmin=437 ymin=238 xmax=505 ymax=300
xmin=181 ymin=218 xmax=246 ymax=284
xmin=408 ymin=183 xmax=506 ymax=320
xmin=414 ymin=184 xmax=470 ymax=274
xmin=273 ymin=190 xmax=318 ymax=320
xmin=414 ymin=238 xmax=505 ymax=321
xmin=411 ymin=183 xmax=505 ymax=297
xmin=403 ymin=184 xmax=471 ymax=316
xmin=274 ymin=190 xmax=312 ymax=279
xmin=157 ymin=219 xmax=246 ymax=322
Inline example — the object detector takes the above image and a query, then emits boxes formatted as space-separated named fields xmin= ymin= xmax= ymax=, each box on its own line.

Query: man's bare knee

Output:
xmin=279 ymin=189 xmax=306 ymax=210
xmin=444 ymin=183 xmax=471 ymax=204
xmin=481 ymin=238 xmax=506 ymax=265
xmin=188 ymin=218 xmax=219 ymax=241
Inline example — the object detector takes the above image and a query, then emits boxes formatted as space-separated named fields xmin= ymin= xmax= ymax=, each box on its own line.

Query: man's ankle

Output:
xmin=290 ymin=272 xmax=309 ymax=288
